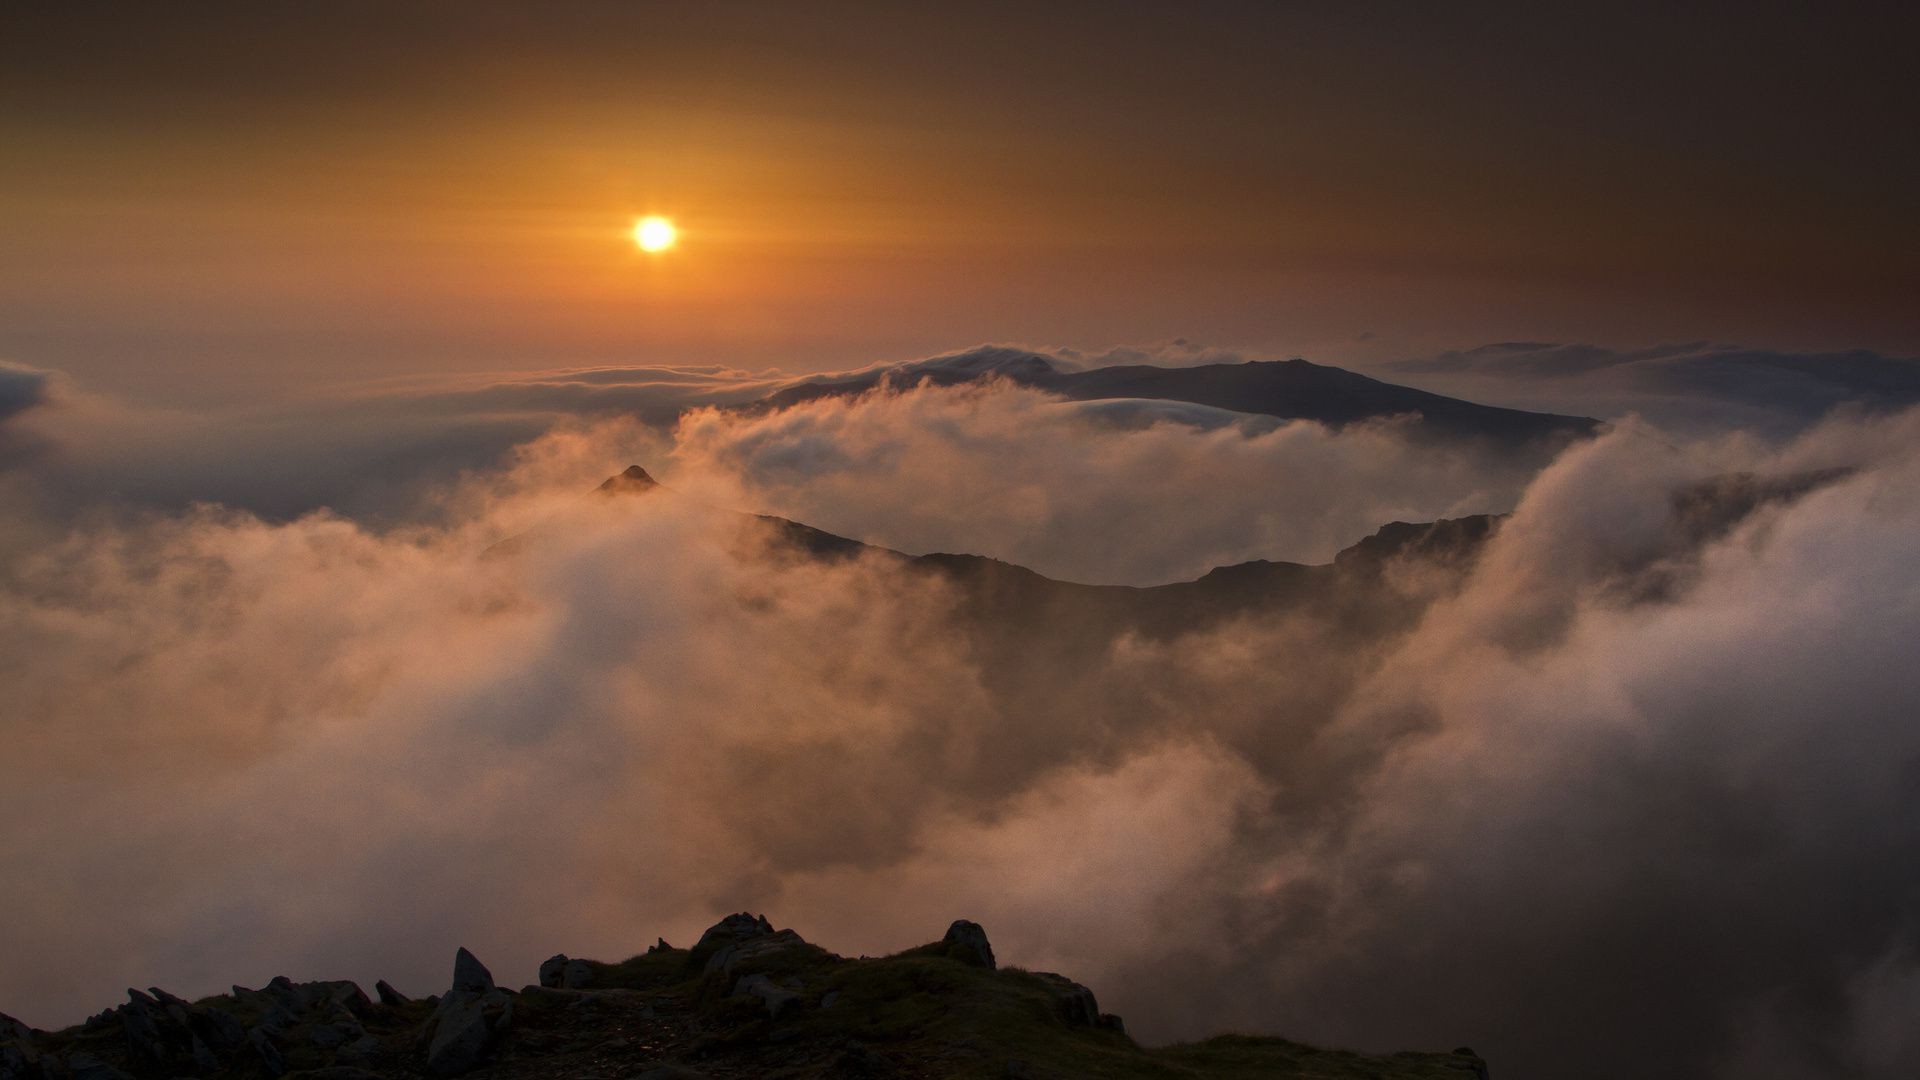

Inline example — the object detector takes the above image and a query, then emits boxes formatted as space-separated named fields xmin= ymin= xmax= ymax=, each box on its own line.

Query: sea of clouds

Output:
xmin=3 ymin=348 xmax=1919 ymax=1080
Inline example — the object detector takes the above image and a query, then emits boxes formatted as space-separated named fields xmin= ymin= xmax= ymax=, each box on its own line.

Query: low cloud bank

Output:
xmin=2 ymin=366 xmax=1919 ymax=1080
xmin=660 ymin=380 xmax=1534 ymax=583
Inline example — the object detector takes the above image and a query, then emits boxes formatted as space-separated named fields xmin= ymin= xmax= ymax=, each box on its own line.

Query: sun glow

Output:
xmin=633 ymin=216 xmax=677 ymax=252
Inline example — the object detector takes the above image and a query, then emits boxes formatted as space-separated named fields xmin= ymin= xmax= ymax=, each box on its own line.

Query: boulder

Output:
xmin=731 ymin=974 xmax=801 ymax=1020
xmin=537 ymin=954 xmax=593 ymax=990
xmin=943 ymin=920 xmax=996 ymax=969
xmin=424 ymin=994 xmax=490 ymax=1077
xmin=693 ymin=913 xmax=774 ymax=954
xmin=1031 ymin=972 xmax=1103 ymax=1028
xmin=450 ymin=948 xmax=495 ymax=994
xmin=703 ymin=929 xmax=809 ymax=977
xmin=374 ymin=980 xmax=412 ymax=1008
xmin=423 ymin=949 xmax=513 ymax=1077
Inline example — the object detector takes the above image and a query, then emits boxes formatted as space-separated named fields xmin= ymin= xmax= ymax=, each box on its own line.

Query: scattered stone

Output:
xmin=943 ymin=920 xmax=996 ymax=969
xmin=647 ymin=937 xmax=673 ymax=954
xmin=819 ymin=990 xmax=841 ymax=1009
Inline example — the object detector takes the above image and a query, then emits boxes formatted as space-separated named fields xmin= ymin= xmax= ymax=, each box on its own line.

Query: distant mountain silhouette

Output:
xmin=754 ymin=347 xmax=1599 ymax=448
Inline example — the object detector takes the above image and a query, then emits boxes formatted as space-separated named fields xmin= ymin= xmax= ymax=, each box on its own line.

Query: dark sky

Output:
xmin=3 ymin=2 xmax=1916 ymax=401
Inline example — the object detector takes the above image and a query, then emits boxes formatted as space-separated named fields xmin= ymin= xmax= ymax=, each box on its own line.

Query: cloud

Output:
xmin=1386 ymin=342 xmax=1920 ymax=437
xmin=662 ymin=379 xmax=1539 ymax=584
xmin=3 ymin=356 xmax=1920 ymax=1079
xmin=0 ymin=360 xmax=60 ymax=465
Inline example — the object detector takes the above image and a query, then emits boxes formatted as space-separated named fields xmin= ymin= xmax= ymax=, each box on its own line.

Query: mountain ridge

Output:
xmin=751 ymin=348 xmax=1599 ymax=449
xmin=0 ymin=914 xmax=1491 ymax=1080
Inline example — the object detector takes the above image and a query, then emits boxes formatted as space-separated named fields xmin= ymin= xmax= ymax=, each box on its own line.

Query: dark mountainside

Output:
xmin=0 ymin=916 xmax=1490 ymax=1080
xmin=750 ymin=349 xmax=1600 ymax=449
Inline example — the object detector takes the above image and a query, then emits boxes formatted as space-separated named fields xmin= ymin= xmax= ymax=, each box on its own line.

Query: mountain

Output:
xmin=753 ymin=347 xmax=1599 ymax=448
xmin=0 ymin=914 xmax=1490 ymax=1080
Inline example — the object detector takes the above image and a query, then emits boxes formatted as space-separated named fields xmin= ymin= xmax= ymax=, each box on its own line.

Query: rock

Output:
xmin=424 ymin=994 xmax=491 ymax=1077
xmin=943 ymin=920 xmax=996 ymax=969
xmin=703 ymin=929 xmax=809 ymax=977
xmin=646 ymin=937 xmax=673 ymax=954
xmin=693 ymin=913 xmax=774 ymax=954
xmin=450 ymin=949 xmax=494 ymax=994
xmin=310 ymin=1021 xmax=358 ymax=1050
xmin=374 ymin=980 xmax=411 ymax=1008
xmin=1032 ymin=972 xmax=1101 ymax=1027
xmin=190 ymin=1032 xmax=221 ymax=1071
xmin=201 ymin=1004 xmax=249 ymax=1049
xmin=266 ymin=975 xmax=303 ymax=1010
xmin=303 ymin=980 xmax=375 ymax=1018
xmin=249 ymin=1025 xmax=287 ymax=1077
xmin=538 ymin=954 xmax=593 ymax=990
xmin=117 ymin=992 xmax=169 ymax=1067
xmin=0 ymin=1012 xmax=34 ymax=1043
xmin=731 ymin=974 xmax=801 ymax=1020
xmin=820 ymin=990 xmax=841 ymax=1009
xmin=63 ymin=1053 xmax=135 ymax=1080
xmin=1 ymin=1023 xmax=42 ymax=1080
xmin=1097 ymin=1012 xmax=1126 ymax=1034
xmin=284 ymin=1068 xmax=386 ymax=1080
xmin=424 ymin=950 xmax=513 ymax=1077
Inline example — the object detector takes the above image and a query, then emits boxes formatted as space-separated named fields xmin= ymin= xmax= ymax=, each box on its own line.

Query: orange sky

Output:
xmin=3 ymin=3 xmax=1916 ymax=403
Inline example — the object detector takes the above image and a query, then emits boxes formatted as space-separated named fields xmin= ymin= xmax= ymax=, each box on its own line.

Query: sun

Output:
xmin=633 ymin=215 xmax=677 ymax=253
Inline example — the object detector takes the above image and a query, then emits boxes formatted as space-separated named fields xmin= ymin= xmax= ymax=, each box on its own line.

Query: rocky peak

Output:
xmin=596 ymin=465 xmax=660 ymax=496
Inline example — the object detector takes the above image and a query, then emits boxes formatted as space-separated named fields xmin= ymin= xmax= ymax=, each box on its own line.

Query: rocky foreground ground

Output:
xmin=1 ymin=915 xmax=1489 ymax=1080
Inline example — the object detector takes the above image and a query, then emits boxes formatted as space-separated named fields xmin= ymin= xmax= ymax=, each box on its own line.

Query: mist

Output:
xmin=2 ymin=366 xmax=1918 ymax=1080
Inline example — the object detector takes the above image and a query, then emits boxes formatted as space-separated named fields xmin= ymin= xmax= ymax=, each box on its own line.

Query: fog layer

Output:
xmin=2 ymin=372 xmax=1917 ymax=1080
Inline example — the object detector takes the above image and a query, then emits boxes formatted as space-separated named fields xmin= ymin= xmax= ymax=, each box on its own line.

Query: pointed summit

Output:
xmin=597 ymin=465 xmax=660 ymax=496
